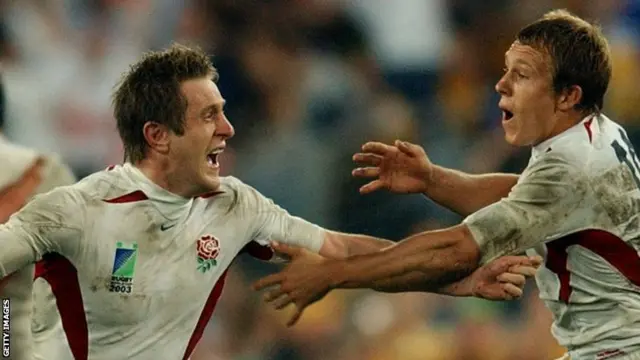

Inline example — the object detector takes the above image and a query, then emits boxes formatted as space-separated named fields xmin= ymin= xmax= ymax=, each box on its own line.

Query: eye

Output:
xmin=204 ymin=108 xmax=218 ymax=119
xmin=516 ymin=71 xmax=528 ymax=79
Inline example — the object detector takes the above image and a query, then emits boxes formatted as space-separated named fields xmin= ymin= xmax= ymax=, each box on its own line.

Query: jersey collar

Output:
xmin=122 ymin=163 xmax=192 ymax=207
xmin=532 ymin=113 xmax=597 ymax=158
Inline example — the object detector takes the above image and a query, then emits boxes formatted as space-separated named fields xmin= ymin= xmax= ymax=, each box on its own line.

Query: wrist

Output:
xmin=442 ymin=276 xmax=473 ymax=297
xmin=326 ymin=259 xmax=348 ymax=289
xmin=423 ymin=165 xmax=443 ymax=192
xmin=455 ymin=277 xmax=474 ymax=297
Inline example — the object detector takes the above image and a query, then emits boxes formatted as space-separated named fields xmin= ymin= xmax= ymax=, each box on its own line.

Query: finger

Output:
xmin=502 ymin=283 xmax=523 ymax=298
xmin=264 ymin=287 xmax=285 ymax=302
xmin=509 ymin=265 xmax=537 ymax=277
xmin=528 ymin=255 xmax=543 ymax=267
xmin=253 ymin=274 xmax=284 ymax=291
xmin=352 ymin=167 xmax=381 ymax=178
xmin=353 ymin=153 xmax=383 ymax=166
xmin=359 ymin=180 xmax=384 ymax=195
xmin=361 ymin=142 xmax=395 ymax=155
xmin=394 ymin=140 xmax=418 ymax=158
xmin=494 ymin=255 xmax=535 ymax=270
xmin=287 ymin=305 xmax=305 ymax=327
xmin=272 ymin=294 xmax=293 ymax=310
xmin=497 ymin=273 xmax=526 ymax=287
xmin=270 ymin=242 xmax=301 ymax=258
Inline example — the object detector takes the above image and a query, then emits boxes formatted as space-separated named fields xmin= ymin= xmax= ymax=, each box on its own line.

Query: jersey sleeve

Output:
xmin=236 ymin=180 xmax=325 ymax=253
xmin=0 ymin=187 xmax=84 ymax=278
xmin=463 ymin=154 xmax=587 ymax=264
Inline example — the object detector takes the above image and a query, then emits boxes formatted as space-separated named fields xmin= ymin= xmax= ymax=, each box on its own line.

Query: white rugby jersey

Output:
xmin=0 ymin=163 xmax=325 ymax=360
xmin=0 ymin=136 xmax=75 ymax=360
xmin=464 ymin=114 xmax=640 ymax=359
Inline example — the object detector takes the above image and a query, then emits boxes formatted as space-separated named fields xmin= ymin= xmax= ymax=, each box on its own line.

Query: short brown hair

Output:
xmin=516 ymin=9 xmax=612 ymax=113
xmin=113 ymin=43 xmax=218 ymax=163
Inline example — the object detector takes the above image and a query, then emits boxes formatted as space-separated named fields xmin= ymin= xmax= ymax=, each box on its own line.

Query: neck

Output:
xmin=134 ymin=157 xmax=194 ymax=199
xmin=549 ymin=109 xmax=593 ymax=140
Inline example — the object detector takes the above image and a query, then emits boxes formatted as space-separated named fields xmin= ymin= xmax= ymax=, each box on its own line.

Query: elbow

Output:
xmin=319 ymin=230 xmax=350 ymax=259
xmin=452 ymin=225 xmax=482 ymax=271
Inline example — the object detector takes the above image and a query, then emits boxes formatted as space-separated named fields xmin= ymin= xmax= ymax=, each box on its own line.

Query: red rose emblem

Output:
xmin=197 ymin=235 xmax=220 ymax=260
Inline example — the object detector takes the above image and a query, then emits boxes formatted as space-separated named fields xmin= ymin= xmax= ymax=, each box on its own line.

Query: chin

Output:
xmin=504 ymin=130 xmax=531 ymax=147
xmin=204 ymin=177 xmax=221 ymax=191
xmin=504 ymin=132 xmax=518 ymax=146
xmin=193 ymin=175 xmax=221 ymax=195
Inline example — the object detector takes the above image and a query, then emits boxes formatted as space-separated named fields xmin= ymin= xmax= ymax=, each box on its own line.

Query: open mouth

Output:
xmin=502 ymin=110 xmax=514 ymax=122
xmin=207 ymin=148 xmax=224 ymax=168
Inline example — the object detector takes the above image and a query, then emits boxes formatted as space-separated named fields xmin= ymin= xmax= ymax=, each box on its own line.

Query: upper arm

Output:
xmin=238 ymin=180 xmax=325 ymax=253
xmin=36 ymin=156 xmax=76 ymax=194
xmin=0 ymin=188 xmax=83 ymax=278
xmin=463 ymin=154 xmax=585 ymax=264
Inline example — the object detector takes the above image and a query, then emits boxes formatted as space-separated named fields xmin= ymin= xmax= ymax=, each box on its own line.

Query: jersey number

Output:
xmin=611 ymin=128 xmax=640 ymax=188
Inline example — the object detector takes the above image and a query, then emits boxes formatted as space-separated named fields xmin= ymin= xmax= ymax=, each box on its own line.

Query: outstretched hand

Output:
xmin=253 ymin=242 xmax=334 ymax=327
xmin=352 ymin=140 xmax=433 ymax=195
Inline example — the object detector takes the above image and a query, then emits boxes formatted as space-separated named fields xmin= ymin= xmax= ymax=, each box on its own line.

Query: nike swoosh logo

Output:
xmin=160 ymin=223 xmax=176 ymax=231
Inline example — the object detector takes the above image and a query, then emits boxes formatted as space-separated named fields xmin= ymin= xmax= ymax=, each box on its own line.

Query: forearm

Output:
xmin=342 ymin=233 xmax=395 ymax=256
xmin=425 ymin=166 xmax=519 ymax=216
xmin=321 ymin=231 xmax=395 ymax=259
xmin=328 ymin=225 xmax=480 ymax=291
xmin=370 ymin=270 xmax=471 ymax=296
xmin=327 ymin=231 xmax=473 ymax=295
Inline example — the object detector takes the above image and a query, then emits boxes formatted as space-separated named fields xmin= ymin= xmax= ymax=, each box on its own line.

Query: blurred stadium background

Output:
xmin=2 ymin=0 xmax=640 ymax=359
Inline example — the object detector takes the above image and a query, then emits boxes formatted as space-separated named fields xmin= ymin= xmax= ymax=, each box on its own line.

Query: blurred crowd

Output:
xmin=2 ymin=0 xmax=640 ymax=359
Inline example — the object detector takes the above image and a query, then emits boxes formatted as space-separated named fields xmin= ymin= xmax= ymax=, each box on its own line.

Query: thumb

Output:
xmin=271 ymin=242 xmax=300 ymax=257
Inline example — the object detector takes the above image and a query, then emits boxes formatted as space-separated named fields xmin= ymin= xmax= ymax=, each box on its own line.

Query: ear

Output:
xmin=142 ymin=122 xmax=171 ymax=154
xmin=556 ymin=85 xmax=583 ymax=112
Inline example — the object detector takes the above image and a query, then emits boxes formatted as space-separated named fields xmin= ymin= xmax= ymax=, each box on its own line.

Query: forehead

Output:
xmin=180 ymin=77 xmax=223 ymax=108
xmin=505 ymin=42 xmax=552 ymax=70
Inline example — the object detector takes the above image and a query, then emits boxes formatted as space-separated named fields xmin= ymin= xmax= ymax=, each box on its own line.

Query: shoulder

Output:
xmin=29 ymin=165 xmax=138 ymax=210
xmin=17 ymin=185 xmax=86 ymax=227
xmin=509 ymin=152 xmax=588 ymax=209
xmin=76 ymin=165 xmax=145 ymax=201
xmin=198 ymin=176 xmax=252 ymax=210
xmin=217 ymin=176 xmax=261 ymax=202
xmin=196 ymin=176 xmax=275 ymax=216
xmin=523 ymin=150 xmax=583 ymax=184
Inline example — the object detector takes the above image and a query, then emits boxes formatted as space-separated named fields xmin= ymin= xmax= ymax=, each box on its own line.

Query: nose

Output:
xmin=216 ymin=114 xmax=235 ymax=139
xmin=495 ymin=74 xmax=511 ymax=96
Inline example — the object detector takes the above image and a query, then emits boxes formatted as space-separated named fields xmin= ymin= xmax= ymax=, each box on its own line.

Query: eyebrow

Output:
xmin=511 ymin=59 xmax=534 ymax=69
xmin=504 ymin=50 xmax=540 ymax=70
